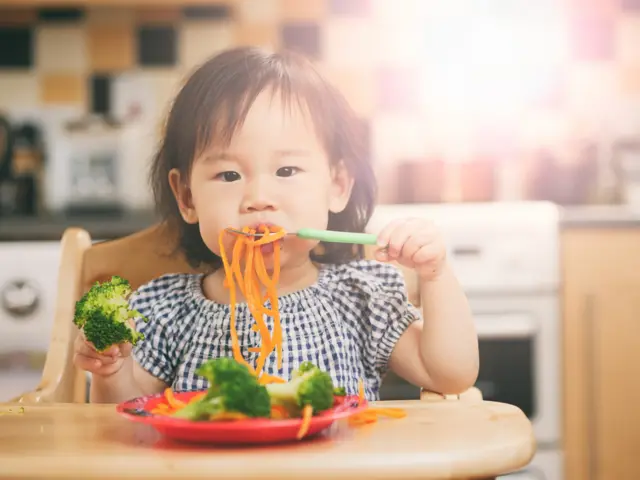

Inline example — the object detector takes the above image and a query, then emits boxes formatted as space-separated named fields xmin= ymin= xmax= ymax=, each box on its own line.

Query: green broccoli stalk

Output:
xmin=73 ymin=276 xmax=147 ymax=352
xmin=266 ymin=361 xmax=335 ymax=416
xmin=171 ymin=357 xmax=272 ymax=421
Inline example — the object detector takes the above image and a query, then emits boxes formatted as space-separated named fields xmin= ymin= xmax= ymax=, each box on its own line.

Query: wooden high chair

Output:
xmin=12 ymin=224 xmax=481 ymax=404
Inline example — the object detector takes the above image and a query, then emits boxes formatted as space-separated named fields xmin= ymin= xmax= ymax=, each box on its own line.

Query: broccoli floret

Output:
xmin=292 ymin=361 xmax=317 ymax=377
xmin=266 ymin=362 xmax=335 ymax=416
xmin=333 ymin=386 xmax=346 ymax=396
xmin=171 ymin=357 xmax=271 ymax=421
xmin=73 ymin=276 xmax=147 ymax=352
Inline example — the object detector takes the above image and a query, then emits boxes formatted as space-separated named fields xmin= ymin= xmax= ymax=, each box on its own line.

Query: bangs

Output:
xmin=187 ymin=50 xmax=342 ymax=163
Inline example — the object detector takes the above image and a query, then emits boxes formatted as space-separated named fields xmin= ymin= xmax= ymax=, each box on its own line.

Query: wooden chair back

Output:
xmin=13 ymin=224 xmax=197 ymax=404
xmin=12 ymin=224 xmax=480 ymax=404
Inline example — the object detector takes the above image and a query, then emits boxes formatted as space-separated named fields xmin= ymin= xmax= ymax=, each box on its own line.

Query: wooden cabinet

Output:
xmin=562 ymin=228 xmax=640 ymax=480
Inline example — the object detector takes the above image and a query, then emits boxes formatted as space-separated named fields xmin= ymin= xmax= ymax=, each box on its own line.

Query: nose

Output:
xmin=240 ymin=176 xmax=276 ymax=213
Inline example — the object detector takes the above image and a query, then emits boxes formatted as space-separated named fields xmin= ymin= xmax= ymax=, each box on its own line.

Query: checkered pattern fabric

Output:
xmin=129 ymin=259 xmax=420 ymax=401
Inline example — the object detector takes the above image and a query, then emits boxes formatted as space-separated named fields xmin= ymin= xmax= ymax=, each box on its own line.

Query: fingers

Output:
xmin=73 ymin=352 xmax=105 ymax=372
xmin=412 ymin=242 xmax=442 ymax=264
xmin=118 ymin=342 xmax=133 ymax=357
xmin=376 ymin=218 xmax=405 ymax=249
xmin=376 ymin=218 xmax=433 ymax=262
xmin=374 ymin=218 xmax=446 ymax=282
xmin=401 ymin=227 xmax=436 ymax=261
xmin=73 ymin=334 xmax=131 ymax=375
xmin=73 ymin=352 xmax=125 ymax=377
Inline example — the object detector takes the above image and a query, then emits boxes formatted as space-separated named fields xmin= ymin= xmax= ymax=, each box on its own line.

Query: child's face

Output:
xmin=169 ymin=90 xmax=354 ymax=267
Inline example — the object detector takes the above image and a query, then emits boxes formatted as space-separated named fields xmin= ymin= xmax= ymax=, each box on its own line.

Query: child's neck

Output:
xmin=203 ymin=256 xmax=319 ymax=305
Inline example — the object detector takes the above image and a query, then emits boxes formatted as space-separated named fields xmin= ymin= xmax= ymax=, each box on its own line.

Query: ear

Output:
xmin=168 ymin=168 xmax=198 ymax=224
xmin=328 ymin=160 xmax=354 ymax=214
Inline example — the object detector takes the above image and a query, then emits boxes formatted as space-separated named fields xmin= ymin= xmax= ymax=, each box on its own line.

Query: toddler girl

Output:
xmin=74 ymin=46 xmax=479 ymax=403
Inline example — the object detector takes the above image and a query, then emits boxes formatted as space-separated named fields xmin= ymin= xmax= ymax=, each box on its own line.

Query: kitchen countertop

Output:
xmin=0 ymin=399 xmax=535 ymax=480
xmin=2 ymin=204 xmax=640 ymax=242
xmin=0 ymin=210 xmax=159 ymax=241
xmin=560 ymin=205 xmax=640 ymax=228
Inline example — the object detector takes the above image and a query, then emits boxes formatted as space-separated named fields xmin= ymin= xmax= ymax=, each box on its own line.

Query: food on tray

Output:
xmin=151 ymin=358 xmax=341 ymax=438
xmin=169 ymin=357 xmax=272 ymax=421
xmin=149 ymin=357 xmax=406 ymax=439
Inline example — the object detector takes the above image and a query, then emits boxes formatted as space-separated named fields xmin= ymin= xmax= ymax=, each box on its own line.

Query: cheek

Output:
xmin=188 ymin=189 xmax=237 ymax=256
xmin=197 ymin=222 xmax=223 ymax=256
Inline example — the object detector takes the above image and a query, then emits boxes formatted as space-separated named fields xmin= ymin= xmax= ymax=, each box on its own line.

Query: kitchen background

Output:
xmin=1 ymin=1 xmax=640 ymax=479
xmin=1 ymin=0 xmax=640 ymax=210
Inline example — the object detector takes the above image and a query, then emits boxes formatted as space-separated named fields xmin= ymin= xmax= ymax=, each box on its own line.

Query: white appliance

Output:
xmin=44 ymin=116 xmax=154 ymax=214
xmin=367 ymin=201 xmax=563 ymax=480
xmin=0 ymin=241 xmax=61 ymax=402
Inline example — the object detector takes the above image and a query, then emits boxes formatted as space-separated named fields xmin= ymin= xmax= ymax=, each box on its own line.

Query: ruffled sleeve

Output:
xmin=326 ymin=260 xmax=422 ymax=377
xmin=128 ymin=274 xmax=194 ymax=385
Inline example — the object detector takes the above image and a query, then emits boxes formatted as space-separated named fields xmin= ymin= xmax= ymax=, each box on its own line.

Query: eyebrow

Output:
xmin=201 ymin=149 xmax=312 ymax=163
xmin=274 ymin=149 xmax=312 ymax=158
xmin=201 ymin=152 xmax=239 ymax=163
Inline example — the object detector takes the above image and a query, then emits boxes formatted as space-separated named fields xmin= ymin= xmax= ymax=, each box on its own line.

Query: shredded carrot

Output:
xmin=218 ymin=229 xmax=254 ymax=372
xmin=358 ymin=379 xmax=365 ymax=402
xmin=258 ymin=373 xmax=287 ymax=385
xmin=270 ymin=405 xmax=290 ymax=419
xmin=190 ymin=392 xmax=206 ymax=403
xmin=347 ymin=378 xmax=407 ymax=426
xmin=219 ymin=224 xmax=286 ymax=383
xmin=296 ymin=405 xmax=314 ymax=439
xmin=150 ymin=389 xmax=203 ymax=415
xmin=165 ymin=387 xmax=186 ymax=409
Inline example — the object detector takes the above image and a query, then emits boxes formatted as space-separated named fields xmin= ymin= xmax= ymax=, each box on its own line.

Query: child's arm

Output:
xmin=375 ymin=218 xmax=479 ymax=395
xmin=389 ymin=263 xmax=479 ymax=394
xmin=90 ymin=358 xmax=168 ymax=403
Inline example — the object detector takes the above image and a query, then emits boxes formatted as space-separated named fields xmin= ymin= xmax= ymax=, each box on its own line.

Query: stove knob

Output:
xmin=1 ymin=279 xmax=40 ymax=317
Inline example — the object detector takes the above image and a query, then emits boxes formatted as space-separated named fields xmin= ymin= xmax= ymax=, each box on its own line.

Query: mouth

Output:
xmin=248 ymin=222 xmax=280 ymax=232
xmin=225 ymin=223 xmax=286 ymax=255
xmin=229 ymin=223 xmax=284 ymax=237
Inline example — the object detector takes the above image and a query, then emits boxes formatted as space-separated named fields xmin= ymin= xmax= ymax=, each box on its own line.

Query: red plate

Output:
xmin=116 ymin=391 xmax=367 ymax=445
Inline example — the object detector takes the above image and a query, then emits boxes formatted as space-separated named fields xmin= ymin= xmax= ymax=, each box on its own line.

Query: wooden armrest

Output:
xmin=420 ymin=386 xmax=483 ymax=402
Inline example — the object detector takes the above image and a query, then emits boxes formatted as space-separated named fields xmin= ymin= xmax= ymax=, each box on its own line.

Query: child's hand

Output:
xmin=374 ymin=218 xmax=447 ymax=281
xmin=73 ymin=330 xmax=132 ymax=377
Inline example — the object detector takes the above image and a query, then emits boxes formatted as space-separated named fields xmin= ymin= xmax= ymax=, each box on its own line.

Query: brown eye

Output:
xmin=276 ymin=167 xmax=299 ymax=177
xmin=215 ymin=171 xmax=241 ymax=182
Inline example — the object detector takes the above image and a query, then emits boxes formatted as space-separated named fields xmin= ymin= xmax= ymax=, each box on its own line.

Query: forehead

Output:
xmin=226 ymin=89 xmax=321 ymax=147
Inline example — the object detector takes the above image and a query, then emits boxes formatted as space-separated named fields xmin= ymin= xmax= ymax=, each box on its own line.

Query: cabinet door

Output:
xmin=563 ymin=229 xmax=640 ymax=480
xmin=593 ymin=284 xmax=640 ymax=479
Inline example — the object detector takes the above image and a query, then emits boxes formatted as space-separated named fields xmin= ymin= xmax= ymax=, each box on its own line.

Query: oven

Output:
xmin=471 ymin=294 xmax=560 ymax=447
xmin=0 ymin=240 xmax=61 ymax=402
xmin=472 ymin=294 xmax=562 ymax=480
xmin=371 ymin=201 xmax=564 ymax=480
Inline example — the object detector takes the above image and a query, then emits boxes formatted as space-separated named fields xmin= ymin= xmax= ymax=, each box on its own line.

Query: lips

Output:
xmin=246 ymin=222 xmax=281 ymax=232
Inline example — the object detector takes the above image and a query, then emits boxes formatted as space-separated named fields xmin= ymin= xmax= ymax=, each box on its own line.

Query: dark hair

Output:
xmin=150 ymin=46 xmax=377 ymax=269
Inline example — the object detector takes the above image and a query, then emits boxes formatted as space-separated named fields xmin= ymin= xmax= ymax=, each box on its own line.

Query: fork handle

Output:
xmin=296 ymin=228 xmax=378 ymax=245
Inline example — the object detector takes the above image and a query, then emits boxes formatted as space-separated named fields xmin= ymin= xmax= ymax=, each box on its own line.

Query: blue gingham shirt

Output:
xmin=129 ymin=260 xmax=421 ymax=400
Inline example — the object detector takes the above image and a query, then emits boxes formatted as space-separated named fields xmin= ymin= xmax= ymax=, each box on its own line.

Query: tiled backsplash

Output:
xmin=2 ymin=1 xmax=640 ymax=203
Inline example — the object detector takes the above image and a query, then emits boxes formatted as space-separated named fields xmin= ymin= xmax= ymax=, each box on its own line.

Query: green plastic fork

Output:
xmin=226 ymin=228 xmax=378 ymax=245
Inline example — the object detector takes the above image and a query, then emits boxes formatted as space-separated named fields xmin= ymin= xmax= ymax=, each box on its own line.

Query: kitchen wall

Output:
xmin=2 ymin=1 xmax=640 ymax=204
